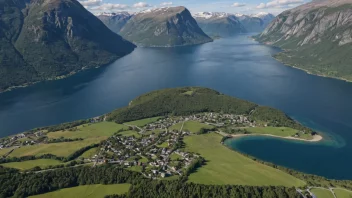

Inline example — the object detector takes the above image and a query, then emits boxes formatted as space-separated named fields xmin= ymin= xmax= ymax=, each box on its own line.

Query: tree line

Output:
xmin=0 ymin=164 xmax=302 ymax=198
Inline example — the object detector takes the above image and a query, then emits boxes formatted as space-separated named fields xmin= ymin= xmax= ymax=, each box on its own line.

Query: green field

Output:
xmin=124 ymin=117 xmax=161 ymax=127
xmin=29 ymin=184 xmax=131 ymax=198
xmin=1 ymin=159 xmax=62 ymax=170
xmin=126 ymin=166 xmax=143 ymax=172
xmin=311 ymin=188 xmax=335 ymax=198
xmin=246 ymin=127 xmax=312 ymax=140
xmin=333 ymin=189 xmax=352 ymax=198
xmin=170 ymin=153 xmax=180 ymax=160
xmin=118 ymin=130 xmax=141 ymax=138
xmin=138 ymin=157 xmax=148 ymax=163
xmin=0 ymin=148 xmax=11 ymax=156
xmin=184 ymin=133 xmax=306 ymax=186
xmin=79 ymin=147 xmax=98 ymax=159
xmin=47 ymin=122 xmax=127 ymax=139
xmin=8 ymin=137 xmax=105 ymax=157
xmin=169 ymin=121 xmax=214 ymax=133
xmin=157 ymin=142 xmax=169 ymax=148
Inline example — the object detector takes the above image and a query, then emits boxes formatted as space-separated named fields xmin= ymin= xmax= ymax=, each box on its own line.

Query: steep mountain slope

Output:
xmin=119 ymin=7 xmax=213 ymax=47
xmin=0 ymin=0 xmax=135 ymax=91
xmin=257 ymin=0 xmax=352 ymax=81
xmin=251 ymin=12 xmax=275 ymax=28
xmin=193 ymin=12 xmax=246 ymax=37
xmin=97 ymin=12 xmax=133 ymax=33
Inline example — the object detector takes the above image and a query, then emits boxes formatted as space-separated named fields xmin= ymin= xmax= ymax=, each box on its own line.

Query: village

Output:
xmin=90 ymin=113 xmax=255 ymax=179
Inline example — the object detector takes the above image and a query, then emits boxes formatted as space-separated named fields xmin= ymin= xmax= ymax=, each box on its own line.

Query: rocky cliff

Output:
xmin=119 ymin=6 xmax=213 ymax=47
xmin=0 ymin=0 xmax=135 ymax=91
xmin=257 ymin=0 xmax=352 ymax=81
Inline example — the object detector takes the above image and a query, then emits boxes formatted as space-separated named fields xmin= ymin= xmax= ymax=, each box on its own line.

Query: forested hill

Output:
xmin=0 ymin=0 xmax=136 ymax=92
xmin=106 ymin=87 xmax=311 ymax=132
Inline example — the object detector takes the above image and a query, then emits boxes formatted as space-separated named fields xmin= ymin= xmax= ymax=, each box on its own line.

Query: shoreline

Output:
xmin=273 ymin=55 xmax=352 ymax=83
xmin=253 ymin=36 xmax=352 ymax=83
xmin=229 ymin=133 xmax=323 ymax=142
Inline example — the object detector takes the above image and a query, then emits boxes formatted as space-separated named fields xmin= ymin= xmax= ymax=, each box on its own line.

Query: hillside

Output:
xmin=257 ymin=0 xmax=352 ymax=81
xmin=193 ymin=12 xmax=246 ymax=37
xmin=119 ymin=7 xmax=213 ymax=47
xmin=0 ymin=0 xmax=136 ymax=92
xmin=106 ymin=87 xmax=312 ymax=133
xmin=97 ymin=12 xmax=133 ymax=34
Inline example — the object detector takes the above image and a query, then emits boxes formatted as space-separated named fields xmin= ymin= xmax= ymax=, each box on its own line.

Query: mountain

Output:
xmin=257 ymin=0 xmax=352 ymax=81
xmin=193 ymin=12 xmax=246 ymax=37
xmin=0 ymin=0 xmax=136 ymax=92
xmin=235 ymin=14 xmax=265 ymax=32
xmin=119 ymin=6 xmax=213 ymax=47
xmin=97 ymin=12 xmax=133 ymax=34
xmin=251 ymin=12 xmax=275 ymax=27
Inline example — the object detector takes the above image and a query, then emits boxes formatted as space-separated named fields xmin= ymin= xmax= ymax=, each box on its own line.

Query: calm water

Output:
xmin=1 ymin=34 xmax=352 ymax=179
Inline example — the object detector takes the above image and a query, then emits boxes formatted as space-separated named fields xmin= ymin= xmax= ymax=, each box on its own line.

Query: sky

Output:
xmin=79 ymin=0 xmax=311 ymax=15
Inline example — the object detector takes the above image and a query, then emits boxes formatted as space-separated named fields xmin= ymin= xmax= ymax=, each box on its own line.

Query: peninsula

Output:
xmin=1 ymin=87 xmax=350 ymax=198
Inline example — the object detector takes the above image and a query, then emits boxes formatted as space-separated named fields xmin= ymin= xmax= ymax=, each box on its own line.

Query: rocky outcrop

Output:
xmin=119 ymin=6 xmax=213 ymax=47
xmin=257 ymin=0 xmax=352 ymax=81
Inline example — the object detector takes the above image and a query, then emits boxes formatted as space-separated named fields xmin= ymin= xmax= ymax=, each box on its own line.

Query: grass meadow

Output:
xmin=183 ymin=133 xmax=306 ymax=186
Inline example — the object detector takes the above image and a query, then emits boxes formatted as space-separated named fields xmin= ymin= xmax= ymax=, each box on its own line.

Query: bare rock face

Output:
xmin=257 ymin=0 xmax=352 ymax=80
xmin=0 ymin=0 xmax=135 ymax=91
xmin=119 ymin=6 xmax=213 ymax=47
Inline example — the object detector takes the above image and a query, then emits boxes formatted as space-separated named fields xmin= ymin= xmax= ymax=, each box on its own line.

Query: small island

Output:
xmin=1 ymin=87 xmax=350 ymax=198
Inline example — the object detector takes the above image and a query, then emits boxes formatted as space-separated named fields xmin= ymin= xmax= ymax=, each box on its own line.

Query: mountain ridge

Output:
xmin=257 ymin=0 xmax=352 ymax=81
xmin=0 ymin=0 xmax=136 ymax=92
xmin=119 ymin=6 xmax=213 ymax=47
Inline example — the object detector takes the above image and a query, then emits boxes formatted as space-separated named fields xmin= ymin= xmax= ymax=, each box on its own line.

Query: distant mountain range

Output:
xmin=118 ymin=7 xmax=213 ymax=47
xmin=257 ymin=0 xmax=352 ymax=81
xmin=97 ymin=12 xmax=133 ymax=33
xmin=0 ymin=0 xmax=135 ymax=92
xmin=99 ymin=10 xmax=275 ymax=40
xmin=192 ymin=12 xmax=246 ymax=37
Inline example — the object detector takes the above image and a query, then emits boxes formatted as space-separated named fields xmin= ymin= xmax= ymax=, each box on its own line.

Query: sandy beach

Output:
xmin=229 ymin=133 xmax=323 ymax=142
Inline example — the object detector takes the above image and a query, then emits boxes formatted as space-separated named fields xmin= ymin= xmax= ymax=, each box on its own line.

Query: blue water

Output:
xmin=1 ymin=34 xmax=352 ymax=179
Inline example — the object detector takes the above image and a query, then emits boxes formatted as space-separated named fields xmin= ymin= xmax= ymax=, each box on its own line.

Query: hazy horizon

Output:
xmin=80 ymin=0 xmax=311 ymax=15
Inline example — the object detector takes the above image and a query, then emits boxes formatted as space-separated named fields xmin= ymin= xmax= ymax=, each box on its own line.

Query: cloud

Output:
xmin=231 ymin=2 xmax=246 ymax=7
xmin=256 ymin=0 xmax=303 ymax=9
xmin=160 ymin=2 xmax=173 ymax=6
xmin=133 ymin=2 xmax=151 ymax=8
xmin=91 ymin=3 xmax=129 ymax=11
xmin=79 ymin=0 xmax=102 ymax=7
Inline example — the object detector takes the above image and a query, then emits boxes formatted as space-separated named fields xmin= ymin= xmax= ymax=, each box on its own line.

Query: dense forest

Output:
xmin=107 ymin=180 xmax=301 ymax=198
xmin=107 ymin=87 xmax=312 ymax=132
xmin=0 ymin=165 xmax=302 ymax=198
